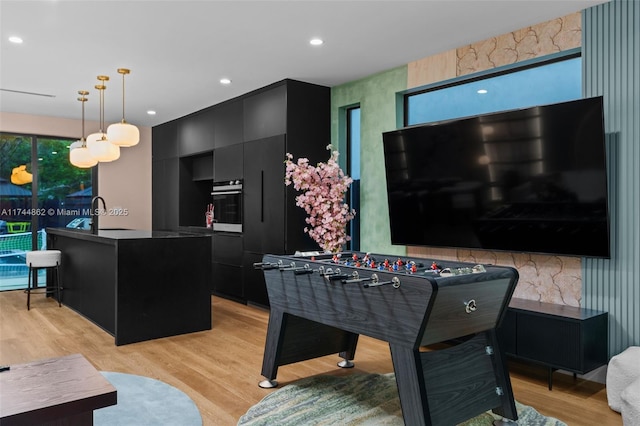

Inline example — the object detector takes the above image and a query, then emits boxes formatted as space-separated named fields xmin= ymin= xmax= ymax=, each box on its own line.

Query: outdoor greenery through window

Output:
xmin=405 ymin=53 xmax=582 ymax=126
xmin=0 ymin=133 xmax=93 ymax=290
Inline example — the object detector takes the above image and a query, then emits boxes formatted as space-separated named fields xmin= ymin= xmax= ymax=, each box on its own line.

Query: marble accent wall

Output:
xmin=408 ymin=247 xmax=582 ymax=306
xmin=406 ymin=12 xmax=583 ymax=307
xmin=457 ymin=13 xmax=581 ymax=76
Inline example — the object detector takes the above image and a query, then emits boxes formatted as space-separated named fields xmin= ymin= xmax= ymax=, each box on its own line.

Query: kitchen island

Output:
xmin=46 ymin=228 xmax=212 ymax=345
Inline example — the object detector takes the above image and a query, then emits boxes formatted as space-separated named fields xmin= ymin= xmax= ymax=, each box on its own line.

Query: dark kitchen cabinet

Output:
xmin=214 ymin=100 xmax=243 ymax=148
xmin=152 ymin=120 xmax=178 ymax=160
xmin=240 ymin=80 xmax=330 ymax=306
xmin=212 ymin=233 xmax=243 ymax=300
xmin=192 ymin=153 xmax=214 ymax=181
xmin=243 ymin=135 xmax=286 ymax=254
xmin=214 ymin=144 xmax=243 ymax=182
xmin=178 ymin=108 xmax=215 ymax=156
xmin=152 ymin=79 xmax=330 ymax=304
xmin=242 ymin=251 xmax=269 ymax=306
xmin=152 ymin=122 xmax=179 ymax=231
xmin=178 ymin=154 xmax=214 ymax=228
xmin=243 ymin=84 xmax=286 ymax=142
xmin=212 ymin=264 xmax=243 ymax=301
xmin=152 ymin=158 xmax=179 ymax=231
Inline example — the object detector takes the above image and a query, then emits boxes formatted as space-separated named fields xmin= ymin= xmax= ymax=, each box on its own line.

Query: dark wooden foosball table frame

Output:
xmin=256 ymin=252 xmax=520 ymax=426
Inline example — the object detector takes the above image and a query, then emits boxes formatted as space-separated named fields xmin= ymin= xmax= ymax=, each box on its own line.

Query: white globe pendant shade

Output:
xmin=69 ymin=140 xmax=98 ymax=168
xmin=107 ymin=121 xmax=139 ymax=147
xmin=86 ymin=132 xmax=120 ymax=162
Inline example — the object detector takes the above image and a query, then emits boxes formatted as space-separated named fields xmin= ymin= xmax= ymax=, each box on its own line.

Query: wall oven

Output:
xmin=211 ymin=180 xmax=242 ymax=232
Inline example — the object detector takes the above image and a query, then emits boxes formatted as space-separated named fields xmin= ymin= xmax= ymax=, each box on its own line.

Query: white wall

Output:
xmin=0 ymin=112 xmax=152 ymax=230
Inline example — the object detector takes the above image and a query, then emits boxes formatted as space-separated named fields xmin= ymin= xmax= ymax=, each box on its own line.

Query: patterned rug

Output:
xmin=238 ymin=373 xmax=567 ymax=425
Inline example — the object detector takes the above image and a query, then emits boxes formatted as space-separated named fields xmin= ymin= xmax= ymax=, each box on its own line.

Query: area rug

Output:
xmin=238 ymin=373 xmax=566 ymax=426
xmin=94 ymin=371 xmax=202 ymax=425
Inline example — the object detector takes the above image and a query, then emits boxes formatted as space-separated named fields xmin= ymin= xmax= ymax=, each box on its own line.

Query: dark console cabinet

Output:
xmin=500 ymin=298 xmax=608 ymax=389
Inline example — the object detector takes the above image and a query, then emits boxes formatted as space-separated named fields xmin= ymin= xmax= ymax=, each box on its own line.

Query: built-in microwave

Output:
xmin=211 ymin=180 xmax=242 ymax=232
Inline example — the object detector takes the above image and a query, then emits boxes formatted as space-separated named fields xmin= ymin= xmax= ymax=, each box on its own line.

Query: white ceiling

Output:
xmin=0 ymin=0 xmax=608 ymax=129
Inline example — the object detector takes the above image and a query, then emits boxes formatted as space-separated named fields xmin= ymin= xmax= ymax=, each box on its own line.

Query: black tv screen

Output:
xmin=383 ymin=96 xmax=610 ymax=258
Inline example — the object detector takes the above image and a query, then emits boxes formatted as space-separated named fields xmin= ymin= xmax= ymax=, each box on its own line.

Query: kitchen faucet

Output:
xmin=90 ymin=196 xmax=106 ymax=234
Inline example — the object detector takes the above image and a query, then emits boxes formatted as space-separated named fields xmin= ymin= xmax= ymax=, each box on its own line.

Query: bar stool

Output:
xmin=26 ymin=250 xmax=62 ymax=310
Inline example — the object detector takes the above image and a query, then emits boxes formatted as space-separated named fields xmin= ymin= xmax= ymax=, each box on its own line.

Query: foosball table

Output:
xmin=255 ymin=251 xmax=519 ymax=426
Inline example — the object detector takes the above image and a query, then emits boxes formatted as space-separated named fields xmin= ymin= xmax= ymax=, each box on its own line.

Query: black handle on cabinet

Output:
xmin=260 ymin=170 xmax=264 ymax=223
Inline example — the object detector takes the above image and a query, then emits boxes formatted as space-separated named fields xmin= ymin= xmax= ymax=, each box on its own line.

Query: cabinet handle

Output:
xmin=260 ymin=170 xmax=264 ymax=222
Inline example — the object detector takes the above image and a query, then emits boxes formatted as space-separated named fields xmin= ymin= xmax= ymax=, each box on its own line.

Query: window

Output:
xmin=0 ymin=133 xmax=94 ymax=290
xmin=346 ymin=106 xmax=361 ymax=251
xmin=406 ymin=52 xmax=582 ymax=126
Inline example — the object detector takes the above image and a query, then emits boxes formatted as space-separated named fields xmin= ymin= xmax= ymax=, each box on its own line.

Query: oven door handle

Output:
xmin=210 ymin=190 xmax=242 ymax=196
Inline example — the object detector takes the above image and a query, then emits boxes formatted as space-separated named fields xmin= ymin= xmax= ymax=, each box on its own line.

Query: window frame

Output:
xmin=403 ymin=48 xmax=582 ymax=127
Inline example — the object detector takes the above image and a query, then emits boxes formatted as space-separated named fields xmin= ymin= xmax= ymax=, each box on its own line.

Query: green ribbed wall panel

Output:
xmin=583 ymin=0 xmax=639 ymax=357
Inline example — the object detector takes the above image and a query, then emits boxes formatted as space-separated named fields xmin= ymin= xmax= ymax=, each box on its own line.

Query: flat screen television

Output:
xmin=382 ymin=96 xmax=610 ymax=258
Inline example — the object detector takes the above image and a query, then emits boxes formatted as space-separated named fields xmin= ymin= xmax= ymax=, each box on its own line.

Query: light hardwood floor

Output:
xmin=0 ymin=290 xmax=622 ymax=426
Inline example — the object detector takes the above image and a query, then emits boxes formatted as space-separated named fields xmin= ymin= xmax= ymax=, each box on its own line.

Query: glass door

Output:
xmin=0 ymin=133 xmax=93 ymax=291
xmin=0 ymin=134 xmax=33 ymax=290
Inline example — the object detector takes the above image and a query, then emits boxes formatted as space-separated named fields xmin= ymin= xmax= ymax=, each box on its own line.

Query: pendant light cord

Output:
xmin=121 ymin=71 xmax=126 ymax=122
xmin=78 ymin=90 xmax=89 ymax=146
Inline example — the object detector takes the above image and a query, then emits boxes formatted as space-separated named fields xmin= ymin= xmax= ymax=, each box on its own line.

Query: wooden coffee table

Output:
xmin=0 ymin=353 xmax=117 ymax=426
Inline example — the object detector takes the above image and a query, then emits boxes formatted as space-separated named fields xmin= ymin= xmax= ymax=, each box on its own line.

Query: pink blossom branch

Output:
xmin=284 ymin=145 xmax=356 ymax=253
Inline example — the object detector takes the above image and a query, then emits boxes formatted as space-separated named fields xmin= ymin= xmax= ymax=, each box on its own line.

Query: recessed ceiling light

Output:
xmin=477 ymin=89 xmax=488 ymax=94
xmin=220 ymin=78 xmax=231 ymax=85
xmin=310 ymin=38 xmax=323 ymax=46
xmin=9 ymin=36 xmax=23 ymax=44
xmin=147 ymin=110 xmax=156 ymax=115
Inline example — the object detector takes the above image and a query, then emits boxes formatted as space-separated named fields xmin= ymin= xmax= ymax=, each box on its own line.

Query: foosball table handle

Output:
xmin=363 ymin=276 xmax=401 ymax=288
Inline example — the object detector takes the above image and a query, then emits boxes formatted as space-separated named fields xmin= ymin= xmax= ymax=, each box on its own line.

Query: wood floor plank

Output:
xmin=0 ymin=290 xmax=621 ymax=425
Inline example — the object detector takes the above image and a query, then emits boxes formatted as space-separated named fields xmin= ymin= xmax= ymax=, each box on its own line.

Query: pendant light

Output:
xmin=70 ymin=90 xmax=98 ymax=168
xmin=87 ymin=75 xmax=120 ymax=162
xmin=107 ymin=68 xmax=139 ymax=147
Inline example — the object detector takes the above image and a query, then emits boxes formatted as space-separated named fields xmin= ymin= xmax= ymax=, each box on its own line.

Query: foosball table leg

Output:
xmin=337 ymin=333 xmax=359 ymax=368
xmin=390 ymin=331 xmax=517 ymax=425
xmin=258 ymin=379 xmax=278 ymax=389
